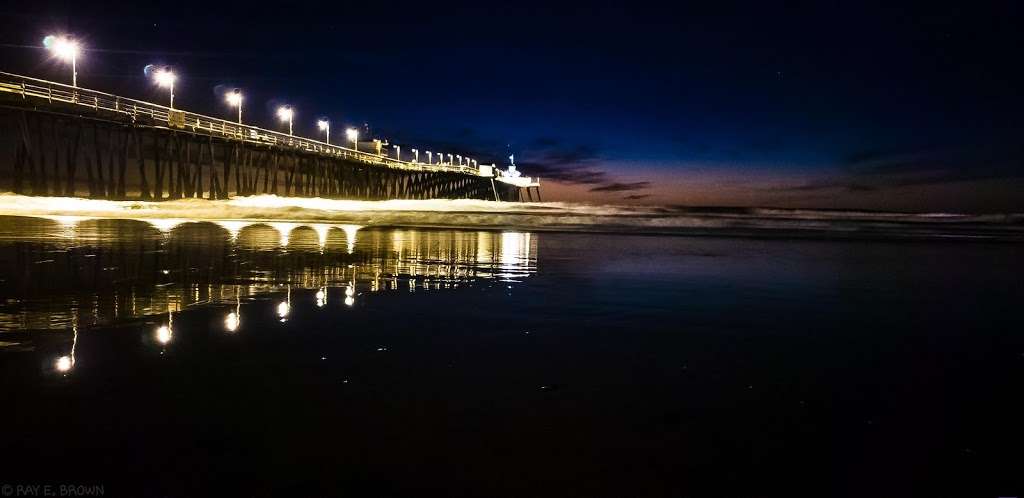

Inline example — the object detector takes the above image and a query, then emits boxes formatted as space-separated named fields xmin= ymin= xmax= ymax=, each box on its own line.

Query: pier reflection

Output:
xmin=0 ymin=215 xmax=538 ymax=333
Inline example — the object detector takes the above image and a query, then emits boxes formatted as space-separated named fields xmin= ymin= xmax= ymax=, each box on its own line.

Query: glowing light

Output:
xmin=277 ymin=106 xmax=294 ymax=135
xmin=216 ymin=220 xmax=250 ymax=240
xmin=345 ymin=286 xmax=355 ymax=297
xmin=141 ymin=218 xmax=186 ymax=233
xmin=498 ymin=231 xmax=532 ymax=280
xmin=269 ymin=222 xmax=298 ymax=246
xmin=154 ymin=68 xmax=176 ymax=88
xmin=344 ymin=296 xmax=355 ymax=307
xmin=0 ymin=194 xmax=551 ymax=228
xmin=315 ymin=288 xmax=326 ymax=308
xmin=45 ymin=35 xmax=80 ymax=87
xmin=48 ymin=36 xmax=80 ymax=62
xmin=311 ymin=223 xmax=331 ymax=249
xmin=226 ymin=89 xmax=242 ymax=124
xmin=155 ymin=325 xmax=172 ymax=345
xmin=339 ymin=224 xmax=361 ymax=253
xmin=55 ymin=355 xmax=74 ymax=372
xmin=152 ymin=67 xmax=177 ymax=108
xmin=317 ymin=120 xmax=330 ymax=144
xmin=346 ymin=128 xmax=359 ymax=149
xmin=277 ymin=301 xmax=290 ymax=318
xmin=225 ymin=312 xmax=239 ymax=332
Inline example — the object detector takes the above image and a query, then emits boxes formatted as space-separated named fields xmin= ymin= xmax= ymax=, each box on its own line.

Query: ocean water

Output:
xmin=0 ymin=206 xmax=1022 ymax=497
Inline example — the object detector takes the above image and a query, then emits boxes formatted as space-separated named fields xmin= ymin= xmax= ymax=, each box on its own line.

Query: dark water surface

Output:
xmin=0 ymin=215 xmax=1021 ymax=497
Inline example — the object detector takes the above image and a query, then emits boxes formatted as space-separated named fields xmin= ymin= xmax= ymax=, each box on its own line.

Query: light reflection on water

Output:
xmin=0 ymin=215 xmax=538 ymax=336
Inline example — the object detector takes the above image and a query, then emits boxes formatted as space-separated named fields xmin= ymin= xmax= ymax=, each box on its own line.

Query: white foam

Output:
xmin=0 ymin=193 xmax=1019 ymax=239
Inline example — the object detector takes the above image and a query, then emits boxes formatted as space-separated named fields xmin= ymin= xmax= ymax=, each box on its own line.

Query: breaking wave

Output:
xmin=0 ymin=193 xmax=1020 ymax=241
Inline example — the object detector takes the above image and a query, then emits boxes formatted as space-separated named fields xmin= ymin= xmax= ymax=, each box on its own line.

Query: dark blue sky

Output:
xmin=3 ymin=1 xmax=1022 ymax=211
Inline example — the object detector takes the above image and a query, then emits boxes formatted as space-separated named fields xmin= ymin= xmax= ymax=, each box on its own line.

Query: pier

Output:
xmin=0 ymin=72 xmax=540 ymax=202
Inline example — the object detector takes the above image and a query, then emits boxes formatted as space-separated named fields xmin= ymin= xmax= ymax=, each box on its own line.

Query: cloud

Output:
xmin=589 ymin=181 xmax=652 ymax=192
xmin=781 ymin=142 xmax=1024 ymax=193
xmin=515 ymin=137 xmax=612 ymax=184
xmin=623 ymin=194 xmax=651 ymax=200
xmin=385 ymin=131 xmax=652 ymax=197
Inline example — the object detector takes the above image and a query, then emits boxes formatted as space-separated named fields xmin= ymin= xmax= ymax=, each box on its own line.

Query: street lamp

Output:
xmin=393 ymin=145 xmax=400 ymax=161
xmin=226 ymin=88 xmax=242 ymax=124
xmin=317 ymin=119 xmax=330 ymax=144
xmin=447 ymin=153 xmax=453 ymax=165
xmin=411 ymin=149 xmax=419 ymax=163
xmin=153 ymin=67 xmax=176 ymax=109
xmin=456 ymin=155 xmax=462 ymax=166
xmin=277 ymin=106 xmax=294 ymax=135
xmin=45 ymin=35 xmax=80 ymax=87
xmin=425 ymin=151 xmax=432 ymax=164
xmin=346 ymin=128 xmax=359 ymax=150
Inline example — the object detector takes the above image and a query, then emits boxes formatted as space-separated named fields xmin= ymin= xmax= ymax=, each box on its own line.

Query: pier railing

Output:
xmin=0 ymin=71 xmax=482 ymax=176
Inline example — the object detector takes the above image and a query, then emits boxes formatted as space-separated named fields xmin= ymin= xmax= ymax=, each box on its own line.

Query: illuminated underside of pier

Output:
xmin=0 ymin=215 xmax=538 ymax=332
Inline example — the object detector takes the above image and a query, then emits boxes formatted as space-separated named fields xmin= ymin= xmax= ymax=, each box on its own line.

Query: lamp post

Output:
xmin=45 ymin=36 xmax=80 ymax=88
xmin=447 ymin=154 xmax=453 ymax=165
xmin=411 ymin=149 xmax=419 ymax=163
xmin=456 ymin=155 xmax=462 ymax=166
xmin=226 ymin=89 xmax=242 ymax=124
xmin=154 ymin=67 xmax=176 ymax=109
xmin=393 ymin=145 xmax=400 ymax=161
xmin=425 ymin=151 xmax=432 ymax=164
xmin=277 ymin=106 xmax=294 ymax=135
xmin=317 ymin=119 xmax=330 ymax=144
xmin=346 ymin=128 xmax=359 ymax=151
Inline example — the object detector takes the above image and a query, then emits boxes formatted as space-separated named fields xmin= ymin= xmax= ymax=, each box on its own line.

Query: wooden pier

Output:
xmin=0 ymin=72 xmax=532 ymax=202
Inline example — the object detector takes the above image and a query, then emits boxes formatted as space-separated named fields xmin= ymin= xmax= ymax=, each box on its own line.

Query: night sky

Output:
xmin=2 ymin=2 xmax=1021 ymax=212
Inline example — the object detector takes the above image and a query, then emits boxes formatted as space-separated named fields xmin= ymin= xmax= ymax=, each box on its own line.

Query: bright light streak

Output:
xmin=216 ymin=220 xmax=250 ymax=240
xmin=340 ymin=224 xmax=360 ymax=253
xmin=277 ymin=301 xmax=290 ymax=318
xmin=269 ymin=222 xmax=298 ymax=247
xmin=225 ymin=312 xmax=239 ymax=332
xmin=141 ymin=218 xmax=186 ymax=233
xmin=311 ymin=224 xmax=331 ymax=248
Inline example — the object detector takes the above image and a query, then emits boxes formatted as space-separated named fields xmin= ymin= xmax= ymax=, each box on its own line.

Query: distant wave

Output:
xmin=0 ymin=193 xmax=1020 ymax=241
